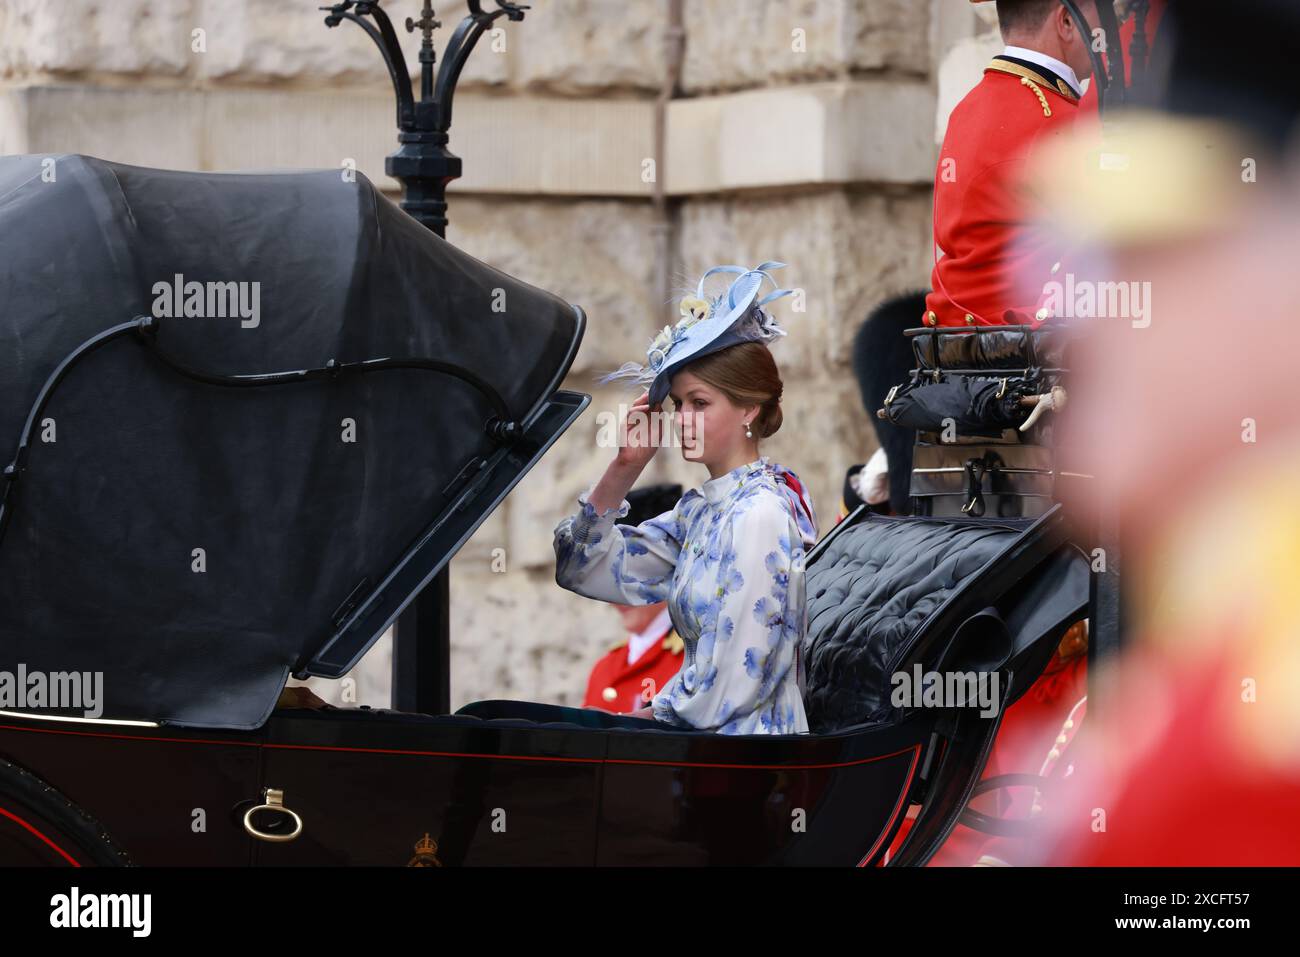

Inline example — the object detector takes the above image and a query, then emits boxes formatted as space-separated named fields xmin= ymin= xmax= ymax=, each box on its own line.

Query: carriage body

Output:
xmin=0 ymin=696 xmax=932 ymax=866
xmin=0 ymin=496 xmax=1085 ymax=868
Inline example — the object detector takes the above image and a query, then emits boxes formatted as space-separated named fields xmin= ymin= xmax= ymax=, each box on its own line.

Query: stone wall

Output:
xmin=0 ymin=0 xmax=995 ymax=711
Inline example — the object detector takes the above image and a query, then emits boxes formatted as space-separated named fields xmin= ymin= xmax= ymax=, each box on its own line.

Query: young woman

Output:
xmin=553 ymin=262 xmax=818 ymax=734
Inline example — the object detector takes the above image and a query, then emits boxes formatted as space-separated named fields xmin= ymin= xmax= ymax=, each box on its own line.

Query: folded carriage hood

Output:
xmin=0 ymin=154 xmax=585 ymax=729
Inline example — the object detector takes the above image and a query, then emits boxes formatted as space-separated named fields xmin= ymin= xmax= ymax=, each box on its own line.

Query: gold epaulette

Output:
xmin=986 ymin=59 xmax=1080 ymax=116
xmin=1020 ymin=76 xmax=1052 ymax=117
xmin=662 ymin=630 xmax=684 ymax=655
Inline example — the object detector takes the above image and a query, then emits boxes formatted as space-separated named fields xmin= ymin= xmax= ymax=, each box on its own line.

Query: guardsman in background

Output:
xmin=924 ymin=0 xmax=1097 ymax=329
xmin=581 ymin=483 xmax=685 ymax=714
xmin=840 ymin=291 xmax=926 ymax=523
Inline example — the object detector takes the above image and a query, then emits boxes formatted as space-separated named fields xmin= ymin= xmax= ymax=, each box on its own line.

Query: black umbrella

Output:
xmin=877 ymin=374 xmax=1036 ymax=436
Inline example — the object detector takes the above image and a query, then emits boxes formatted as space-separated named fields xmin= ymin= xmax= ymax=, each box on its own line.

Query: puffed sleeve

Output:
xmin=652 ymin=491 xmax=808 ymax=734
xmin=553 ymin=484 xmax=685 ymax=605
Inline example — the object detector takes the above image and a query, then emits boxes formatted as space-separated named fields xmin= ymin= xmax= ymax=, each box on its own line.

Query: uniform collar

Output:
xmin=700 ymin=455 xmax=771 ymax=506
xmin=627 ymin=606 xmax=672 ymax=664
xmin=1000 ymin=45 xmax=1084 ymax=98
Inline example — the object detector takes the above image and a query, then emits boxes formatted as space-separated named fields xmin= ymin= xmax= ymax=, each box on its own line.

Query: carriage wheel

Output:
xmin=0 ymin=759 xmax=130 ymax=866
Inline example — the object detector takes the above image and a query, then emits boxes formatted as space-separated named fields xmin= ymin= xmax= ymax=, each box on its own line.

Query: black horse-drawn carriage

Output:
xmin=0 ymin=154 xmax=1090 ymax=866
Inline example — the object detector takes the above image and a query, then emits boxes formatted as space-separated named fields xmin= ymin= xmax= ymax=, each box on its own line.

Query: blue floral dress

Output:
xmin=553 ymin=456 xmax=819 ymax=734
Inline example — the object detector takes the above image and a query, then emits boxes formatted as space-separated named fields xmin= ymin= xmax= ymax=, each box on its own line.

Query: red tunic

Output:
xmin=924 ymin=61 xmax=1081 ymax=328
xmin=1051 ymin=647 xmax=1300 ymax=866
xmin=582 ymin=624 xmax=683 ymax=714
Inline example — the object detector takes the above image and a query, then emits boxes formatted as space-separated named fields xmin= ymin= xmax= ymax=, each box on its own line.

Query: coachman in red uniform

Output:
xmin=923 ymin=0 xmax=1098 ymax=329
xmin=891 ymin=0 xmax=1111 ymax=864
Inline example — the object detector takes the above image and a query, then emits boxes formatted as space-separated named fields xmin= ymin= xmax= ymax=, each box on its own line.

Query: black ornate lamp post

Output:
xmin=321 ymin=0 xmax=528 ymax=238
xmin=321 ymin=0 xmax=528 ymax=716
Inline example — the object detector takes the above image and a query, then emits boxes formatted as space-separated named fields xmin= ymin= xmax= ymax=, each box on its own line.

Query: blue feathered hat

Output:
xmin=597 ymin=261 xmax=795 ymax=407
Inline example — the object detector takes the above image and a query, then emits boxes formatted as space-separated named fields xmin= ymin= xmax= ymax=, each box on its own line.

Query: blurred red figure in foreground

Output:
xmin=1013 ymin=0 xmax=1300 ymax=865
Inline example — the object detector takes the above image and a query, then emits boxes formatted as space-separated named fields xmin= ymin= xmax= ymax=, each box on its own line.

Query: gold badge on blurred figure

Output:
xmin=407 ymin=832 xmax=443 ymax=867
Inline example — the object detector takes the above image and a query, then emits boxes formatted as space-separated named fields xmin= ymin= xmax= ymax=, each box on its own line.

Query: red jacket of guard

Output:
xmin=582 ymin=622 xmax=684 ymax=714
xmin=923 ymin=58 xmax=1082 ymax=329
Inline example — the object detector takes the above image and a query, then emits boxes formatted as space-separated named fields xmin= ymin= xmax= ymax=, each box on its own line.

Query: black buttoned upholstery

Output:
xmin=801 ymin=513 xmax=1024 ymax=734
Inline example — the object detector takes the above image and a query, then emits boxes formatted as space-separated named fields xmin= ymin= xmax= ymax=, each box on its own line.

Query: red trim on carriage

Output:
xmin=0 ymin=804 xmax=81 ymax=866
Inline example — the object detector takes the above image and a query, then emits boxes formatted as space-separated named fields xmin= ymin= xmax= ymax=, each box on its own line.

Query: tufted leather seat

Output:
xmin=801 ymin=512 xmax=1026 ymax=734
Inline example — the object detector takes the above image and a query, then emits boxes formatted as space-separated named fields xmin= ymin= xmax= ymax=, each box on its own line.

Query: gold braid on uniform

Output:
xmin=1020 ymin=76 xmax=1052 ymax=117
xmin=986 ymin=59 xmax=1078 ymax=106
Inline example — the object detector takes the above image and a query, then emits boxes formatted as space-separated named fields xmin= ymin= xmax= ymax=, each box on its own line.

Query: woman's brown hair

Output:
xmin=683 ymin=341 xmax=784 ymax=438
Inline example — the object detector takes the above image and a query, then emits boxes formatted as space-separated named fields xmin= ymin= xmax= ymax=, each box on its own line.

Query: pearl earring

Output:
xmin=744 ymin=421 xmax=753 ymax=439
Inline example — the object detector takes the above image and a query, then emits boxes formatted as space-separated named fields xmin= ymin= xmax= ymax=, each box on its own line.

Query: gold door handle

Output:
xmin=243 ymin=788 xmax=303 ymax=843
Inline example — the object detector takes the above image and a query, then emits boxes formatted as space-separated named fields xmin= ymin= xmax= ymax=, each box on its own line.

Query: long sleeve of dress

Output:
xmin=652 ymin=490 xmax=810 ymax=734
xmin=553 ymin=484 xmax=685 ymax=605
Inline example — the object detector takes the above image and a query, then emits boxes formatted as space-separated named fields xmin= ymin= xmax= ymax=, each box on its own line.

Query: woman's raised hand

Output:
xmin=585 ymin=392 xmax=666 ymax=516
xmin=615 ymin=391 xmax=665 ymax=470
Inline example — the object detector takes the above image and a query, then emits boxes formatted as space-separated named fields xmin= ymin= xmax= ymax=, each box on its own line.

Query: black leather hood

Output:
xmin=0 ymin=154 xmax=584 ymax=729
